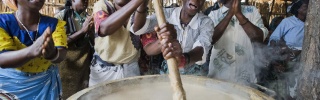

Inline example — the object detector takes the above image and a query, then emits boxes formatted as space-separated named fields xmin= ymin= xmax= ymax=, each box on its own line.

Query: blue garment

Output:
xmin=268 ymin=16 xmax=305 ymax=49
xmin=0 ymin=66 xmax=62 ymax=100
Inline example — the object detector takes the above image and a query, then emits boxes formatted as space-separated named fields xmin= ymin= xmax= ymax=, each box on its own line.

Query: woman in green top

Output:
xmin=54 ymin=0 xmax=94 ymax=99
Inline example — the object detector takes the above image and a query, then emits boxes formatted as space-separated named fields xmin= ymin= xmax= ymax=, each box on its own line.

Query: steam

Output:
xmin=252 ymin=42 xmax=303 ymax=98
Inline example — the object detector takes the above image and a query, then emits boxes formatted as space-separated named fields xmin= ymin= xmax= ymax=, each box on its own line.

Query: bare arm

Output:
xmin=143 ymin=40 xmax=162 ymax=55
xmin=186 ymin=47 xmax=203 ymax=65
xmin=98 ymin=0 xmax=144 ymax=37
xmin=51 ymin=48 xmax=67 ymax=63
xmin=68 ymin=16 xmax=93 ymax=43
xmin=0 ymin=47 xmax=35 ymax=68
xmin=212 ymin=12 xmax=233 ymax=44
xmin=133 ymin=0 xmax=148 ymax=32
xmin=236 ymin=13 xmax=264 ymax=42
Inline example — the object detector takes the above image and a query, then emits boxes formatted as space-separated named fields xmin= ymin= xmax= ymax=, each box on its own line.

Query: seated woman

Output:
xmin=0 ymin=0 xmax=67 ymax=99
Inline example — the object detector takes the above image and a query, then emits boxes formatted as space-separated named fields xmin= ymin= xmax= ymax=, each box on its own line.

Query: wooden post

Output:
xmin=153 ymin=0 xmax=186 ymax=100
xmin=297 ymin=0 xmax=320 ymax=99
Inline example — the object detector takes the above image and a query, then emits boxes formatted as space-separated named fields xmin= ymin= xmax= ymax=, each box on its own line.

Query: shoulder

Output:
xmin=41 ymin=15 xmax=59 ymax=24
xmin=41 ymin=15 xmax=66 ymax=32
xmin=0 ymin=12 xmax=15 ymax=32
xmin=197 ymin=13 xmax=214 ymax=27
xmin=241 ymin=5 xmax=258 ymax=14
xmin=198 ymin=13 xmax=213 ymax=22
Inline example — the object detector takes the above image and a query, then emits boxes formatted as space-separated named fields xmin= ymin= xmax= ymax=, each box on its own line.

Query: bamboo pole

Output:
xmin=153 ymin=0 xmax=186 ymax=100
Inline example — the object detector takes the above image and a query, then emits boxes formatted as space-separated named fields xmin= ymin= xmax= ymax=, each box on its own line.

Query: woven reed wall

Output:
xmin=0 ymin=0 xmax=99 ymax=16
xmin=1 ymin=0 xmax=288 ymax=24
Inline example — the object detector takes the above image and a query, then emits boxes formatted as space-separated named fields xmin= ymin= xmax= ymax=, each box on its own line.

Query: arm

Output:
xmin=143 ymin=40 xmax=162 ymax=55
xmin=185 ymin=47 xmax=203 ymax=65
xmin=0 ymin=27 xmax=49 ymax=68
xmin=236 ymin=13 xmax=264 ymax=42
xmin=268 ymin=20 xmax=286 ymax=47
xmin=68 ymin=16 xmax=93 ymax=43
xmin=51 ymin=48 xmax=67 ymax=63
xmin=211 ymin=11 xmax=233 ymax=44
xmin=132 ymin=0 xmax=149 ymax=32
xmin=98 ymin=0 xmax=144 ymax=37
xmin=0 ymin=47 xmax=36 ymax=68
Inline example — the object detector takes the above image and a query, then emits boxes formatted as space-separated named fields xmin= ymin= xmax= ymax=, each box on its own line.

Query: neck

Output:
xmin=297 ymin=14 xmax=306 ymax=22
xmin=72 ymin=6 xmax=83 ymax=14
xmin=16 ymin=8 xmax=40 ymax=31
xmin=180 ymin=8 xmax=194 ymax=25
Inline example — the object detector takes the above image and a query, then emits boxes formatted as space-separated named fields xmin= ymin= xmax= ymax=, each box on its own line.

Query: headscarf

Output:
xmin=3 ymin=0 xmax=17 ymax=11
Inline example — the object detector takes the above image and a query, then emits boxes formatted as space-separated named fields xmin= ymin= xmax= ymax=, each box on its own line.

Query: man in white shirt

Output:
xmin=207 ymin=0 xmax=268 ymax=85
xmin=133 ymin=0 xmax=214 ymax=76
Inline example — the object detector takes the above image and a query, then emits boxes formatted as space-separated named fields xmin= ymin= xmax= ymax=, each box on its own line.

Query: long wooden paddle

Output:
xmin=152 ymin=0 xmax=186 ymax=100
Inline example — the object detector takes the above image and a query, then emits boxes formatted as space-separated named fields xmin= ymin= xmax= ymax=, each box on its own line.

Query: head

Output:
xmin=113 ymin=0 xmax=131 ymax=10
xmin=290 ymin=0 xmax=309 ymax=19
xmin=182 ymin=0 xmax=205 ymax=16
xmin=4 ymin=0 xmax=45 ymax=12
xmin=71 ymin=0 xmax=88 ymax=13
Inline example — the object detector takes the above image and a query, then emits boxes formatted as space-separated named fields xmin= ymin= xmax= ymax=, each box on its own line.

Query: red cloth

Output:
xmin=94 ymin=10 xmax=109 ymax=34
xmin=140 ymin=31 xmax=158 ymax=47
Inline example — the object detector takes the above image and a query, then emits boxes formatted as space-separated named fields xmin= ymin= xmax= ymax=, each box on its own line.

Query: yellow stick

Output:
xmin=153 ymin=0 xmax=186 ymax=100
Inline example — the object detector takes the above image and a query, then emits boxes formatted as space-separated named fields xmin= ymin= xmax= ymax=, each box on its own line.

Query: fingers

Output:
xmin=161 ymin=40 xmax=182 ymax=60
xmin=44 ymin=26 xmax=51 ymax=35
xmin=155 ymin=23 xmax=177 ymax=41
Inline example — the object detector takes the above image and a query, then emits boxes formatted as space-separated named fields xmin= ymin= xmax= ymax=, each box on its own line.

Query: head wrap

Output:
xmin=3 ymin=0 xmax=18 ymax=11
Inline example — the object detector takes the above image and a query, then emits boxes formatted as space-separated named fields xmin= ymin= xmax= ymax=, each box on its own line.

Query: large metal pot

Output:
xmin=68 ymin=75 xmax=274 ymax=100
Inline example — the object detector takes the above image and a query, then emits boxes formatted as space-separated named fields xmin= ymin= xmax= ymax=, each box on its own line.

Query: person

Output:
xmin=267 ymin=1 xmax=309 ymax=99
xmin=0 ymin=0 xmax=67 ymax=99
xmin=133 ymin=0 xmax=214 ymax=76
xmin=54 ymin=0 xmax=94 ymax=98
xmin=269 ymin=0 xmax=308 ymax=52
xmin=89 ymin=0 xmax=147 ymax=86
xmin=207 ymin=0 xmax=268 ymax=85
xmin=264 ymin=16 xmax=284 ymax=44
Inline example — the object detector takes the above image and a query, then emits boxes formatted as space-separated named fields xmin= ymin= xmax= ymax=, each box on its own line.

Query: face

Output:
xmin=73 ymin=0 xmax=88 ymax=13
xmin=298 ymin=3 xmax=308 ymax=17
xmin=17 ymin=0 xmax=45 ymax=11
xmin=114 ymin=0 xmax=130 ymax=10
xmin=183 ymin=0 xmax=205 ymax=16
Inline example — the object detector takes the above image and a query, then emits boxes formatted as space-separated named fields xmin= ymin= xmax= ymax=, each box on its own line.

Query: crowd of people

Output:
xmin=0 ymin=0 xmax=309 ymax=99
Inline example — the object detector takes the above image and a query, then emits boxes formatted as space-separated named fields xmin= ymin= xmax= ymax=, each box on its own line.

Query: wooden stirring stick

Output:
xmin=153 ymin=0 xmax=186 ymax=100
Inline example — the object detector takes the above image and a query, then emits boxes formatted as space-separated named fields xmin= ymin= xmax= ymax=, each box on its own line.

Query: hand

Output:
xmin=232 ymin=0 xmax=242 ymax=16
xmin=28 ymin=28 xmax=49 ymax=58
xmin=161 ymin=39 xmax=183 ymax=62
xmin=41 ymin=27 xmax=57 ymax=60
xmin=154 ymin=23 xmax=177 ymax=41
xmin=81 ymin=15 xmax=94 ymax=34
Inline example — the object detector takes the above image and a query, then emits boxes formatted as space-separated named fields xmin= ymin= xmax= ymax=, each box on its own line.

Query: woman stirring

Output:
xmin=0 ymin=0 xmax=67 ymax=99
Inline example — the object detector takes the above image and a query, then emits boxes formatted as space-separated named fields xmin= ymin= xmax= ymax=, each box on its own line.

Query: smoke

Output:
xmin=251 ymin=42 xmax=303 ymax=99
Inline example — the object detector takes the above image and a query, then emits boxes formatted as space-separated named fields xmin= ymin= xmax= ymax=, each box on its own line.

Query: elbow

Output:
xmin=143 ymin=46 xmax=161 ymax=56
xmin=252 ymin=34 xmax=264 ymax=43
xmin=144 ymin=48 xmax=159 ymax=56
xmin=98 ymin=25 xmax=112 ymax=37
